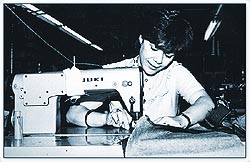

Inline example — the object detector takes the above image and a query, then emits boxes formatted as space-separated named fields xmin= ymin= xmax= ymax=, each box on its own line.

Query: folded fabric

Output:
xmin=125 ymin=116 xmax=245 ymax=157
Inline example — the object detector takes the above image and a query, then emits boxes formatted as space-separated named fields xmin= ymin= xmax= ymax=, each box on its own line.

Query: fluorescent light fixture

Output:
xmin=204 ymin=19 xmax=222 ymax=41
xmin=62 ymin=26 xmax=92 ymax=45
xmin=204 ymin=4 xmax=223 ymax=41
xmin=91 ymin=44 xmax=104 ymax=51
xmin=19 ymin=4 xmax=103 ymax=51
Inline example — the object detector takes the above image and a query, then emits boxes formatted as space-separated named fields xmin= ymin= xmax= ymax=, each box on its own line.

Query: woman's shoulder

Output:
xmin=102 ymin=56 xmax=139 ymax=68
xmin=171 ymin=61 xmax=191 ymax=73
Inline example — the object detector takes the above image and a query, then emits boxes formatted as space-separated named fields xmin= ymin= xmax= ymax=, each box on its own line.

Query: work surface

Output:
xmin=4 ymin=126 xmax=129 ymax=157
xmin=4 ymin=123 xmax=246 ymax=158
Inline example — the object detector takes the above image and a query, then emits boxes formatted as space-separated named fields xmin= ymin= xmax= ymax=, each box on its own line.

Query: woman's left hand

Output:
xmin=153 ymin=115 xmax=188 ymax=128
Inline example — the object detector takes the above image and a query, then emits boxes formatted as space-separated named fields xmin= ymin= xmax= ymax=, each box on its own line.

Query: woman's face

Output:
xmin=138 ymin=36 xmax=174 ymax=76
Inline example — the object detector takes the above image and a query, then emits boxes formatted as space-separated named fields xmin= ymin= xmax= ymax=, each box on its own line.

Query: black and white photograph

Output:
xmin=2 ymin=1 xmax=248 ymax=159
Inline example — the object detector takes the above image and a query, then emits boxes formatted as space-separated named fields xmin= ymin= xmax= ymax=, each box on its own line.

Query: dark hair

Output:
xmin=140 ymin=9 xmax=193 ymax=54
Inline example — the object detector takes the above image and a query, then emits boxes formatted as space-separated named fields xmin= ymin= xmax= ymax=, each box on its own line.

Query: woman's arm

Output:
xmin=181 ymin=89 xmax=215 ymax=126
xmin=66 ymin=105 xmax=108 ymax=127
xmin=153 ymin=89 xmax=215 ymax=128
xmin=66 ymin=102 xmax=132 ymax=129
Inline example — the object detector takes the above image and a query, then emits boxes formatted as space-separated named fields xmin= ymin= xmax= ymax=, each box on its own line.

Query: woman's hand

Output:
xmin=106 ymin=102 xmax=132 ymax=130
xmin=153 ymin=115 xmax=190 ymax=129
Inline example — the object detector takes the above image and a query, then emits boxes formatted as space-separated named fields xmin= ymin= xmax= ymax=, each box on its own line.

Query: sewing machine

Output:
xmin=12 ymin=67 xmax=143 ymax=134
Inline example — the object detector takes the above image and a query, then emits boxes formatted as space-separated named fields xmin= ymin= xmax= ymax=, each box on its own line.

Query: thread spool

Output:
xmin=14 ymin=111 xmax=23 ymax=140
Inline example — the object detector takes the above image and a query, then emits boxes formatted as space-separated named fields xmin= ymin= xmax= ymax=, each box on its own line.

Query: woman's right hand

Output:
xmin=106 ymin=106 xmax=132 ymax=130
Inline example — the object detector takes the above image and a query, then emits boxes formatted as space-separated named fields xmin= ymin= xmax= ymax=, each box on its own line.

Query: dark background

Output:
xmin=3 ymin=3 xmax=246 ymax=112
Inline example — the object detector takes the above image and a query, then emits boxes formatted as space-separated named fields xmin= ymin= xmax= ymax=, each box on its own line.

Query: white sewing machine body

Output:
xmin=12 ymin=67 xmax=142 ymax=134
